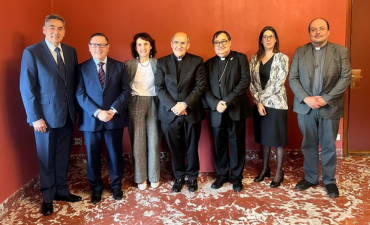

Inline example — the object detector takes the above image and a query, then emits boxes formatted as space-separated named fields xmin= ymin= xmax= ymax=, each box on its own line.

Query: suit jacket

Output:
xmin=155 ymin=53 xmax=206 ymax=124
xmin=76 ymin=57 xmax=131 ymax=131
xmin=204 ymin=51 xmax=252 ymax=128
xmin=250 ymin=52 xmax=289 ymax=110
xmin=289 ymin=42 xmax=351 ymax=119
xmin=20 ymin=40 xmax=78 ymax=128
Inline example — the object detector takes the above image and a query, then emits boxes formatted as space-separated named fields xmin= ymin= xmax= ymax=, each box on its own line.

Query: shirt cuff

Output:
xmin=110 ymin=107 xmax=118 ymax=115
xmin=93 ymin=109 xmax=101 ymax=117
xmin=32 ymin=118 xmax=42 ymax=125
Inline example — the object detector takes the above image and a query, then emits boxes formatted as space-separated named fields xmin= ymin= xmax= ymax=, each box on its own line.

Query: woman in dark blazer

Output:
xmin=250 ymin=26 xmax=289 ymax=187
xmin=125 ymin=33 xmax=161 ymax=190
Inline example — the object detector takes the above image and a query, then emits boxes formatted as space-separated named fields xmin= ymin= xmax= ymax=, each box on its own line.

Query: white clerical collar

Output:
xmin=220 ymin=58 xmax=225 ymax=61
xmin=315 ymin=47 xmax=321 ymax=50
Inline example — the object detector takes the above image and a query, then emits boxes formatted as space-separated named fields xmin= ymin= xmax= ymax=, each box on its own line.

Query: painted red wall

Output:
xmin=0 ymin=0 xmax=348 ymax=203
xmin=0 ymin=1 xmax=50 ymax=205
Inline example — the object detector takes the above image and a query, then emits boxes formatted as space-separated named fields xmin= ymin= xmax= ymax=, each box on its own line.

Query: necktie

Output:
xmin=98 ymin=62 xmax=105 ymax=88
xmin=54 ymin=47 xmax=66 ymax=80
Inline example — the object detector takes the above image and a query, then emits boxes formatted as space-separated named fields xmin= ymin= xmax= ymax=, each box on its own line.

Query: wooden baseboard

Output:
xmin=349 ymin=150 xmax=370 ymax=155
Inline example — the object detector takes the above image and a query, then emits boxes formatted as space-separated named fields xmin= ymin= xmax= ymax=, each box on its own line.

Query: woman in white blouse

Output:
xmin=125 ymin=33 xmax=161 ymax=190
xmin=250 ymin=26 xmax=289 ymax=188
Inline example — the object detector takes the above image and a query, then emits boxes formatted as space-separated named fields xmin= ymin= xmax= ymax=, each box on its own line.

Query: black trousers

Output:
xmin=161 ymin=116 xmax=201 ymax=180
xmin=211 ymin=113 xmax=246 ymax=181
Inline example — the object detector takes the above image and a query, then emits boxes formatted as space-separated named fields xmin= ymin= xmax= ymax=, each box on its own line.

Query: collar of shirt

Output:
xmin=93 ymin=57 xmax=108 ymax=72
xmin=173 ymin=53 xmax=185 ymax=61
xmin=44 ymin=38 xmax=63 ymax=63
xmin=311 ymin=42 xmax=328 ymax=51
xmin=217 ymin=54 xmax=229 ymax=61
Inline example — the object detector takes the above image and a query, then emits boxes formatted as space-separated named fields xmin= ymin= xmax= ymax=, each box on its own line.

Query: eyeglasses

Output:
xmin=213 ymin=40 xmax=228 ymax=46
xmin=172 ymin=41 xmax=187 ymax=47
xmin=262 ymin=35 xmax=275 ymax=40
xmin=89 ymin=43 xmax=109 ymax=48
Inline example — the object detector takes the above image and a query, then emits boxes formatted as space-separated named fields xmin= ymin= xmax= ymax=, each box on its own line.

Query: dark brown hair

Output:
xmin=256 ymin=26 xmax=280 ymax=62
xmin=130 ymin=32 xmax=157 ymax=58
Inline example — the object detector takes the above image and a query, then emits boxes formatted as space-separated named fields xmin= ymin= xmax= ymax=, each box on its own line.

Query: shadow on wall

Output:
xmin=4 ymin=33 xmax=39 ymax=185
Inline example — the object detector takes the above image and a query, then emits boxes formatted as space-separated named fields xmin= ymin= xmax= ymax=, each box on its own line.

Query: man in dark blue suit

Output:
xmin=20 ymin=14 xmax=82 ymax=216
xmin=76 ymin=33 xmax=131 ymax=204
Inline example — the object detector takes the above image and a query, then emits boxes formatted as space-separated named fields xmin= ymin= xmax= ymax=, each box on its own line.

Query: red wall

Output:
xmin=0 ymin=0 xmax=348 ymax=204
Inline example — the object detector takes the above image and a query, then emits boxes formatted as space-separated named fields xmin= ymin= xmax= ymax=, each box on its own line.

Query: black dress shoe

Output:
xmin=188 ymin=179 xmax=198 ymax=192
xmin=254 ymin=167 xmax=271 ymax=182
xmin=232 ymin=179 xmax=243 ymax=192
xmin=54 ymin=193 xmax=82 ymax=202
xmin=172 ymin=179 xmax=185 ymax=192
xmin=42 ymin=201 xmax=53 ymax=216
xmin=91 ymin=191 xmax=102 ymax=204
xmin=112 ymin=188 xmax=123 ymax=200
xmin=325 ymin=183 xmax=339 ymax=198
xmin=211 ymin=177 xmax=229 ymax=189
xmin=295 ymin=179 xmax=318 ymax=191
xmin=270 ymin=171 xmax=284 ymax=188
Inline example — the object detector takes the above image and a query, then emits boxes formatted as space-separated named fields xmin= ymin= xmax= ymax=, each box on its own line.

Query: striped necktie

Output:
xmin=98 ymin=62 xmax=105 ymax=88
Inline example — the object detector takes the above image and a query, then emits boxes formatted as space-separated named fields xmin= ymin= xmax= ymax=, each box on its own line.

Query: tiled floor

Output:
xmin=0 ymin=150 xmax=369 ymax=224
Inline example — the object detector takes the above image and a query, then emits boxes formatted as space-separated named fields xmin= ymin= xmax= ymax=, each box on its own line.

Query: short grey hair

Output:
xmin=45 ymin=14 xmax=65 ymax=27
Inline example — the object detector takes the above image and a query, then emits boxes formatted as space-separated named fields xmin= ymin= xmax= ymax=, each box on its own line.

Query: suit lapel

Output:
xmin=304 ymin=44 xmax=314 ymax=80
xmin=178 ymin=54 xmax=191 ymax=88
xmin=222 ymin=51 xmax=236 ymax=86
xmin=61 ymin=44 xmax=69 ymax=84
xmin=41 ymin=41 xmax=65 ymax=82
xmin=105 ymin=57 xmax=115 ymax=90
xmin=167 ymin=54 xmax=178 ymax=87
xmin=87 ymin=58 xmax=103 ymax=91
xmin=323 ymin=42 xmax=334 ymax=86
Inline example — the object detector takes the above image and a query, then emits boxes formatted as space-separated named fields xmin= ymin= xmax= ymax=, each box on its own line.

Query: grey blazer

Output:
xmin=289 ymin=42 xmax=351 ymax=119
xmin=125 ymin=57 xmax=157 ymax=85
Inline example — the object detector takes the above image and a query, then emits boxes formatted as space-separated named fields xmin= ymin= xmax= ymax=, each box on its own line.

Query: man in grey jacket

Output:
xmin=289 ymin=18 xmax=351 ymax=198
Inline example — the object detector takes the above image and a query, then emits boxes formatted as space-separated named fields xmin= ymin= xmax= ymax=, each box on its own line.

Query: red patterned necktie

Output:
xmin=98 ymin=62 xmax=105 ymax=88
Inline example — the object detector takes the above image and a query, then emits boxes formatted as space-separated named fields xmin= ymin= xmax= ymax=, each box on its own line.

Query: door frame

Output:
xmin=343 ymin=0 xmax=370 ymax=156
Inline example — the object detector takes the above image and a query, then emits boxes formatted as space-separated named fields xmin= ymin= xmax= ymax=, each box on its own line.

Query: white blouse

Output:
xmin=131 ymin=63 xmax=156 ymax=96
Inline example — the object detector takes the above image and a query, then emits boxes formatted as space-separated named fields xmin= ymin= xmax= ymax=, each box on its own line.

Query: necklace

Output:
xmin=139 ymin=59 xmax=150 ymax=67
xmin=218 ymin=60 xmax=229 ymax=86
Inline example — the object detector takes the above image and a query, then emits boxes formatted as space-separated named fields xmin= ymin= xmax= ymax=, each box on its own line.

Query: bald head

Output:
xmin=171 ymin=32 xmax=190 ymax=58
xmin=171 ymin=32 xmax=190 ymax=43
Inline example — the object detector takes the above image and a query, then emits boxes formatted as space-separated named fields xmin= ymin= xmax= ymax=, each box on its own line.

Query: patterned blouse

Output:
xmin=249 ymin=52 xmax=289 ymax=110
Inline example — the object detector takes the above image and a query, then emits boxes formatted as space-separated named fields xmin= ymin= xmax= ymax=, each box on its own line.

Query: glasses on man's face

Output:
xmin=89 ymin=43 xmax=109 ymax=48
xmin=262 ymin=35 xmax=275 ymax=40
xmin=213 ymin=40 xmax=228 ymax=47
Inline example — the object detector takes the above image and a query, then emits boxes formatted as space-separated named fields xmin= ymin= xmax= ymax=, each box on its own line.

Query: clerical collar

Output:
xmin=218 ymin=54 xmax=229 ymax=61
xmin=312 ymin=42 xmax=328 ymax=51
xmin=174 ymin=53 xmax=186 ymax=61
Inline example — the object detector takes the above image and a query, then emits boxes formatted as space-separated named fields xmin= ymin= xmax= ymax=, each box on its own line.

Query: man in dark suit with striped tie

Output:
xmin=20 ymin=14 xmax=82 ymax=216
xmin=76 ymin=33 xmax=131 ymax=204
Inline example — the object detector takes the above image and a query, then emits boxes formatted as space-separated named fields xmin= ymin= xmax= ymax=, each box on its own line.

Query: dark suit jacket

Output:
xmin=76 ymin=57 xmax=131 ymax=131
xmin=289 ymin=42 xmax=351 ymax=119
xmin=204 ymin=51 xmax=252 ymax=127
xmin=155 ymin=53 xmax=206 ymax=124
xmin=20 ymin=40 xmax=78 ymax=128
